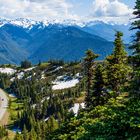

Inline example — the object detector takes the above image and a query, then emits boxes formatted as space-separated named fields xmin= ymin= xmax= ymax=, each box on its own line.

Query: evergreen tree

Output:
xmin=21 ymin=60 xmax=32 ymax=69
xmin=90 ymin=64 xmax=105 ymax=107
xmin=0 ymin=126 xmax=8 ymax=139
xmin=29 ymin=128 xmax=37 ymax=140
xmin=47 ymin=116 xmax=59 ymax=133
xmin=106 ymin=32 xmax=131 ymax=96
xmin=130 ymin=0 xmax=140 ymax=95
xmin=14 ymin=132 xmax=23 ymax=140
xmin=22 ymin=125 xmax=28 ymax=140
xmin=36 ymin=122 xmax=42 ymax=139
xmin=84 ymin=49 xmax=99 ymax=107
xmin=9 ymin=98 xmax=12 ymax=109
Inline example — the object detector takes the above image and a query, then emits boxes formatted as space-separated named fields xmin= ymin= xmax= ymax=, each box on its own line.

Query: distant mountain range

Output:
xmin=0 ymin=18 xmax=133 ymax=64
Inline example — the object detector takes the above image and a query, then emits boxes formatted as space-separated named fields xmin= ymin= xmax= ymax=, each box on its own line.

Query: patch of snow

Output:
xmin=26 ymin=75 xmax=32 ymax=80
xmin=80 ymin=103 xmax=85 ymax=109
xmin=51 ymin=66 xmax=63 ymax=73
xmin=75 ymin=73 xmax=80 ymax=77
xmin=44 ymin=117 xmax=49 ymax=122
xmin=11 ymin=69 xmax=35 ymax=81
xmin=10 ymin=77 xmax=15 ymax=82
xmin=8 ymin=93 xmax=17 ymax=98
xmin=69 ymin=103 xmax=85 ymax=116
xmin=52 ymin=78 xmax=79 ymax=90
xmin=0 ymin=68 xmax=16 ymax=75
xmin=10 ymin=71 xmax=25 ymax=81
xmin=41 ymin=96 xmax=50 ymax=103
xmin=32 ymin=104 xmax=36 ymax=109
xmin=17 ymin=72 xmax=24 ymax=79
xmin=56 ymin=75 xmax=64 ymax=80
xmin=75 ymin=73 xmax=82 ymax=79
xmin=70 ymin=103 xmax=79 ymax=116
xmin=24 ymin=67 xmax=36 ymax=72
xmin=41 ymin=73 xmax=46 ymax=79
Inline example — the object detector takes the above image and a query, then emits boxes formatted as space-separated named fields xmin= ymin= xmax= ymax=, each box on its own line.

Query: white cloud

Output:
xmin=90 ymin=0 xmax=133 ymax=24
xmin=92 ymin=0 xmax=132 ymax=17
xmin=0 ymin=0 xmax=133 ymax=24
xmin=0 ymin=0 xmax=77 ymax=20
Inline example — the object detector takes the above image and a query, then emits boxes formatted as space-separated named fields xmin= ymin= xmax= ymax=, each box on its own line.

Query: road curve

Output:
xmin=0 ymin=89 xmax=8 ymax=121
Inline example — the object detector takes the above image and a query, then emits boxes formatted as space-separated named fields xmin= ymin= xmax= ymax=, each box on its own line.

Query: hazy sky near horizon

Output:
xmin=0 ymin=0 xmax=136 ymax=23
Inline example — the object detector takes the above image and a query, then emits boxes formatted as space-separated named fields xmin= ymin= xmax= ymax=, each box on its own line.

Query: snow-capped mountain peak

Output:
xmin=0 ymin=17 xmax=130 ymax=29
xmin=10 ymin=18 xmax=37 ymax=28
xmin=0 ymin=18 xmax=8 ymax=27
xmin=0 ymin=18 xmax=45 ymax=29
xmin=0 ymin=18 xmax=82 ymax=29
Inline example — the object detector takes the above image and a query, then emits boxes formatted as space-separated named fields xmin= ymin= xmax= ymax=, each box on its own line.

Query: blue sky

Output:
xmin=0 ymin=0 xmax=135 ymax=24
xmin=121 ymin=0 xmax=135 ymax=8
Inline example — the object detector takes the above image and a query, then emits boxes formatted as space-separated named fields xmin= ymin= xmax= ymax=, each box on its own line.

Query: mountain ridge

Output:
xmin=0 ymin=18 xmax=131 ymax=64
xmin=0 ymin=18 xmax=130 ymax=29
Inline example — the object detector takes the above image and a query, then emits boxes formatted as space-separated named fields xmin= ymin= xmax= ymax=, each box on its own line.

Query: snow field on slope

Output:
xmin=52 ymin=78 xmax=79 ymax=90
xmin=69 ymin=103 xmax=85 ymax=116
xmin=0 ymin=68 xmax=16 ymax=75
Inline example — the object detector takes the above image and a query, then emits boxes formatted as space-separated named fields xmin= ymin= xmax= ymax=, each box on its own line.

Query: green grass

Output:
xmin=6 ymin=96 xmax=23 ymax=139
xmin=8 ymin=97 xmax=23 ymax=124
xmin=39 ymin=62 xmax=50 ymax=70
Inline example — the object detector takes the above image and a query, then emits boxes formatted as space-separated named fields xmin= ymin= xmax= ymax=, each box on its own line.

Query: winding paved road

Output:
xmin=0 ymin=89 xmax=8 ymax=121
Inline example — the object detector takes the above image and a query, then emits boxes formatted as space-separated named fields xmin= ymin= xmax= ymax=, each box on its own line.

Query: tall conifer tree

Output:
xmin=130 ymin=0 xmax=140 ymax=95
xmin=106 ymin=32 xmax=131 ymax=96
xmin=91 ymin=64 xmax=105 ymax=107
xmin=84 ymin=49 xmax=99 ymax=107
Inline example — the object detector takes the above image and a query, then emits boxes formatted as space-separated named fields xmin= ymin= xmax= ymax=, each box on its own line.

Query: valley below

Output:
xmin=0 ymin=18 xmax=132 ymax=64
